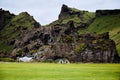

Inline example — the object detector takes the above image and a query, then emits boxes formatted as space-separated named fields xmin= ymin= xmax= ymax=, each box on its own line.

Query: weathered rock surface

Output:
xmin=72 ymin=32 xmax=120 ymax=63
xmin=59 ymin=4 xmax=89 ymax=20
xmin=12 ymin=22 xmax=120 ymax=63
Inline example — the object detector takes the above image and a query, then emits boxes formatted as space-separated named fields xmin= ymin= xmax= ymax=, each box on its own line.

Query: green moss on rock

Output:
xmin=74 ymin=43 xmax=86 ymax=53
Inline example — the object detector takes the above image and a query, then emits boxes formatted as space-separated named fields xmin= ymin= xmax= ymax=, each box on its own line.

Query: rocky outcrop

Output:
xmin=59 ymin=4 xmax=70 ymax=19
xmin=0 ymin=8 xmax=15 ymax=30
xmin=12 ymin=21 xmax=120 ymax=63
xmin=59 ymin=4 xmax=88 ymax=20
xmin=12 ymin=21 xmax=78 ymax=57
xmin=58 ymin=4 xmax=95 ymax=29
xmin=0 ymin=9 xmax=41 ymax=55
xmin=72 ymin=32 xmax=120 ymax=63
xmin=1 ymin=5 xmax=119 ymax=63
xmin=96 ymin=9 xmax=120 ymax=17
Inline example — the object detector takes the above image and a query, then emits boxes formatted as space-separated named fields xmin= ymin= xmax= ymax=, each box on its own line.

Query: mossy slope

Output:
xmin=0 ymin=12 xmax=40 ymax=53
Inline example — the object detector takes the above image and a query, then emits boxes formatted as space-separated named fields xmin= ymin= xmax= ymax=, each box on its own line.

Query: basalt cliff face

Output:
xmin=0 ymin=5 xmax=120 ymax=62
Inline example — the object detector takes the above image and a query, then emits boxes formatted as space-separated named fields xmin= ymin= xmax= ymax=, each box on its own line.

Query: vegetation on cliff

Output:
xmin=0 ymin=10 xmax=40 ymax=54
xmin=78 ymin=13 xmax=120 ymax=55
xmin=49 ymin=4 xmax=95 ymax=28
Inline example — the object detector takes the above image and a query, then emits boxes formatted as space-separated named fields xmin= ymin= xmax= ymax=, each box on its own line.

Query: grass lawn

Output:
xmin=0 ymin=62 xmax=120 ymax=80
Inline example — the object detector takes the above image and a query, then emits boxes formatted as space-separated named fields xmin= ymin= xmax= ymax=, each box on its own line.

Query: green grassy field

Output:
xmin=0 ymin=63 xmax=120 ymax=80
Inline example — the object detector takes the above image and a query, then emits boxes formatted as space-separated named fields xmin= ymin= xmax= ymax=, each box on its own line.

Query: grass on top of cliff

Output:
xmin=78 ymin=14 xmax=120 ymax=56
xmin=0 ymin=62 xmax=120 ymax=80
xmin=1 ymin=12 xmax=37 ymax=39
xmin=49 ymin=10 xmax=95 ymax=28
xmin=61 ymin=11 xmax=95 ymax=27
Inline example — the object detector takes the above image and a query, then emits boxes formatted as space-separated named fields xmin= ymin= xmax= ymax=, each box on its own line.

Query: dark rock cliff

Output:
xmin=58 ymin=4 xmax=82 ymax=19
xmin=96 ymin=9 xmax=120 ymax=17
xmin=12 ymin=22 xmax=120 ymax=63
xmin=73 ymin=32 xmax=120 ymax=63
xmin=0 ymin=8 xmax=15 ymax=30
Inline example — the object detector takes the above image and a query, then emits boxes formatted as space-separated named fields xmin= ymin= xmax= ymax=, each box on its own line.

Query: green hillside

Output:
xmin=0 ymin=12 xmax=40 ymax=54
xmin=78 ymin=14 xmax=120 ymax=55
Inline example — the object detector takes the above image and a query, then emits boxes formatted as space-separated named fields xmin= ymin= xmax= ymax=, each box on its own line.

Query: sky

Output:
xmin=0 ymin=0 xmax=120 ymax=25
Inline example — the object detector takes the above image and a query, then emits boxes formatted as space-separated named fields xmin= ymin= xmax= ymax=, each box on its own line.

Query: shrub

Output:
xmin=0 ymin=58 xmax=14 ymax=62
xmin=64 ymin=35 xmax=74 ymax=43
xmin=74 ymin=43 xmax=86 ymax=53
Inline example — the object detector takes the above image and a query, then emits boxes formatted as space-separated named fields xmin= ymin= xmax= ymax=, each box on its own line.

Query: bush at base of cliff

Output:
xmin=0 ymin=58 xmax=14 ymax=62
